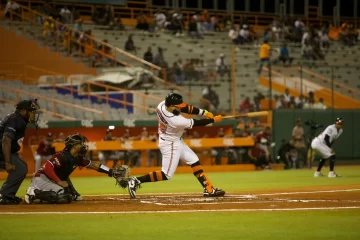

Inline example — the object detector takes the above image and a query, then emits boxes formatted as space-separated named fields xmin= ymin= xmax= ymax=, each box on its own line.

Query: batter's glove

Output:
xmin=213 ymin=115 xmax=223 ymax=123
xmin=110 ymin=165 xmax=131 ymax=189
xmin=203 ymin=110 xmax=214 ymax=119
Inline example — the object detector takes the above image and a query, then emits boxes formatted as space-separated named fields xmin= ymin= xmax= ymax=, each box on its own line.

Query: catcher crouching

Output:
xmin=24 ymin=133 xmax=130 ymax=204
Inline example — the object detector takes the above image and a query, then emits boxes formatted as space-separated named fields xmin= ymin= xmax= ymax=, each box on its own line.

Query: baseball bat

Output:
xmin=222 ymin=111 xmax=269 ymax=119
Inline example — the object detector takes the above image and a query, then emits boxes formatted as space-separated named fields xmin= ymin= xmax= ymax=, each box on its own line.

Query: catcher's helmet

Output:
xmin=165 ymin=93 xmax=187 ymax=107
xmin=64 ymin=134 xmax=89 ymax=155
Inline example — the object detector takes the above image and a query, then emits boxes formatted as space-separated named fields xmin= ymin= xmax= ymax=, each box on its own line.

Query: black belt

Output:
xmin=160 ymin=137 xmax=181 ymax=141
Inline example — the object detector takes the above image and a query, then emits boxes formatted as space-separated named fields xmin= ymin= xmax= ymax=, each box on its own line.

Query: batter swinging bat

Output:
xmin=222 ymin=111 xmax=268 ymax=119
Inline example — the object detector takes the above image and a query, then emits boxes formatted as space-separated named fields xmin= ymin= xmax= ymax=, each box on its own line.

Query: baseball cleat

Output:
xmin=128 ymin=177 xmax=141 ymax=199
xmin=25 ymin=187 xmax=36 ymax=204
xmin=328 ymin=171 xmax=341 ymax=178
xmin=314 ymin=171 xmax=324 ymax=177
xmin=73 ymin=195 xmax=83 ymax=201
xmin=203 ymin=187 xmax=225 ymax=197
xmin=0 ymin=195 xmax=22 ymax=205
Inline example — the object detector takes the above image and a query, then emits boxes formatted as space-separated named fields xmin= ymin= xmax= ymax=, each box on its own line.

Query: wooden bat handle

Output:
xmin=222 ymin=111 xmax=268 ymax=119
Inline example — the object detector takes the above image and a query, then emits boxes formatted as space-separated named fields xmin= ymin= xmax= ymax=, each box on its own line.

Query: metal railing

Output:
xmin=0 ymin=84 xmax=107 ymax=119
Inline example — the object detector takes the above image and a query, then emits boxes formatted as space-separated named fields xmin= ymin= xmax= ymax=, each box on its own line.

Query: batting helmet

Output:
xmin=64 ymin=134 xmax=89 ymax=154
xmin=165 ymin=93 xmax=187 ymax=107
xmin=335 ymin=117 xmax=344 ymax=125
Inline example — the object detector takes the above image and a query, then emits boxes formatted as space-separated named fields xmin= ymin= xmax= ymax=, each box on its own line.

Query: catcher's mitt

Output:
xmin=111 ymin=165 xmax=131 ymax=188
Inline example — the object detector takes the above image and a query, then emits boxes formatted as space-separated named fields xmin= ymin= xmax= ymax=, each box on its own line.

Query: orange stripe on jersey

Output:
xmin=166 ymin=142 xmax=174 ymax=175
xmin=175 ymin=102 xmax=187 ymax=108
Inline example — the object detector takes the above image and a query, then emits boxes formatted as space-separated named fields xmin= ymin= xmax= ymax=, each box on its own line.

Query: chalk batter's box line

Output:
xmin=1 ymin=206 xmax=360 ymax=215
xmin=84 ymin=188 xmax=360 ymax=199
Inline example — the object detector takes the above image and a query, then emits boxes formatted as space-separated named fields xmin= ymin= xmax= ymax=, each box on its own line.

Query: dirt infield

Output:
xmin=1 ymin=185 xmax=360 ymax=213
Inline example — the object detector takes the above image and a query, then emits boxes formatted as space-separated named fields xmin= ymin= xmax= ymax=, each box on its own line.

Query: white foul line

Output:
xmin=1 ymin=206 xmax=360 ymax=215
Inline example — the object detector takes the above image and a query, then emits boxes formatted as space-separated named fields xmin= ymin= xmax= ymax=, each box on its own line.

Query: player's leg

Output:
xmin=27 ymin=174 xmax=72 ymax=204
xmin=311 ymin=139 xmax=329 ymax=177
xmin=0 ymin=153 xmax=28 ymax=205
xmin=127 ymin=140 xmax=181 ymax=198
xmin=328 ymin=155 xmax=341 ymax=177
xmin=34 ymin=153 xmax=42 ymax=173
xmin=98 ymin=151 xmax=106 ymax=165
xmin=180 ymin=142 xmax=225 ymax=197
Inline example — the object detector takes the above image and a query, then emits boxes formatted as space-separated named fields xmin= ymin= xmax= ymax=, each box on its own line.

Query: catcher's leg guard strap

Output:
xmin=35 ymin=190 xmax=72 ymax=204
xmin=56 ymin=193 xmax=73 ymax=204
xmin=35 ymin=190 xmax=58 ymax=203
xmin=191 ymin=161 xmax=214 ymax=192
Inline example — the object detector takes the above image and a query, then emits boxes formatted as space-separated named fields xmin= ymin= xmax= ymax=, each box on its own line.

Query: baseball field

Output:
xmin=1 ymin=166 xmax=360 ymax=240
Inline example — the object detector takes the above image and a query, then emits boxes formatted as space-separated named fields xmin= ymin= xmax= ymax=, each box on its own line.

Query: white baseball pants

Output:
xmin=158 ymin=138 xmax=199 ymax=179
xmin=311 ymin=137 xmax=333 ymax=159
xmin=31 ymin=174 xmax=64 ymax=193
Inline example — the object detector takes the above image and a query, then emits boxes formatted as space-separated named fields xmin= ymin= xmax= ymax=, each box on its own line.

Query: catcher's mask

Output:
xmin=64 ymin=134 xmax=89 ymax=155
xmin=16 ymin=99 xmax=40 ymax=126
xmin=165 ymin=93 xmax=186 ymax=115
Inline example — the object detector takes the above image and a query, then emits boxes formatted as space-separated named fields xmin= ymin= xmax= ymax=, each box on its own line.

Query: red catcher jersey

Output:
xmin=37 ymin=151 xmax=91 ymax=181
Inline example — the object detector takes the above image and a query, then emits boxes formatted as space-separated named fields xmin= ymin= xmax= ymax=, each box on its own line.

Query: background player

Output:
xmin=127 ymin=93 xmax=225 ymax=199
xmin=34 ymin=132 xmax=55 ymax=173
xmin=312 ymin=117 xmax=343 ymax=178
xmin=25 ymin=133 xmax=126 ymax=204
xmin=0 ymin=99 xmax=40 ymax=205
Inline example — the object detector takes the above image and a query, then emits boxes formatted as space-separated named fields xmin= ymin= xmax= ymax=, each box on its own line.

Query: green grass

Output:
xmin=1 ymin=166 xmax=360 ymax=239
xmin=0 ymin=211 xmax=359 ymax=240
xmin=2 ymin=166 xmax=360 ymax=195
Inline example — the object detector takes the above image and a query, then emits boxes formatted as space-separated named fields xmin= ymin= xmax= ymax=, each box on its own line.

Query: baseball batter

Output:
xmin=312 ymin=117 xmax=343 ymax=178
xmin=127 ymin=93 xmax=225 ymax=198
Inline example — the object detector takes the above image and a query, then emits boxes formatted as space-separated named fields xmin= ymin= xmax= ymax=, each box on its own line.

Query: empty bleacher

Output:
xmin=0 ymin=80 xmax=157 ymax=121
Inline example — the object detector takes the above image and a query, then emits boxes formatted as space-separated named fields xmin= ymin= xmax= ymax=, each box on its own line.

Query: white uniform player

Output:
xmin=127 ymin=93 xmax=225 ymax=198
xmin=312 ymin=118 xmax=343 ymax=178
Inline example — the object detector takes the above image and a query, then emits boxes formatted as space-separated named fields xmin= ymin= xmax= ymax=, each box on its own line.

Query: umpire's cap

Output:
xmin=16 ymin=99 xmax=40 ymax=111
xmin=165 ymin=93 xmax=187 ymax=107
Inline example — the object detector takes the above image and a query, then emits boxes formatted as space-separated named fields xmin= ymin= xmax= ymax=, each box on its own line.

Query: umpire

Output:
xmin=0 ymin=99 xmax=40 ymax=205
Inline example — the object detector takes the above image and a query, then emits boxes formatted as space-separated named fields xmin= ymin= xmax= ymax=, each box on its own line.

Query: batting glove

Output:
xmin=213 ymin=115 xmax=222 ymax=123
xmin=204 ymin=110 xmax=214 ymax=119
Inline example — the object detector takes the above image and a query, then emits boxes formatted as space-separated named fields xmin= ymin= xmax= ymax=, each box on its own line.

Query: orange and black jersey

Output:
xmin=180 ymin=104 xmax=206 ymax=116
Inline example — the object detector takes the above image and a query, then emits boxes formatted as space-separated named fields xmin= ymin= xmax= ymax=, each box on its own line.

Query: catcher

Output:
xmin=24 ymin=133 xmax=130 ymax=204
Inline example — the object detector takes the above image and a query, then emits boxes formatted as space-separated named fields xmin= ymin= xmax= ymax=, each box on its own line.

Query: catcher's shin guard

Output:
xmin=34 ymin=190 xmax=72 ymax=204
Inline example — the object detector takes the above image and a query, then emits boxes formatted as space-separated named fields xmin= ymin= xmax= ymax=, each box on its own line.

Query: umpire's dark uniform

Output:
xmin=0 ymin=100 xmax=38 ymax=204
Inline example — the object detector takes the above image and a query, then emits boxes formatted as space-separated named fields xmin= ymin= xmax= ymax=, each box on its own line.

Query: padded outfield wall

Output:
xmin=272 ymin=109 xmax=360 ymax=160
